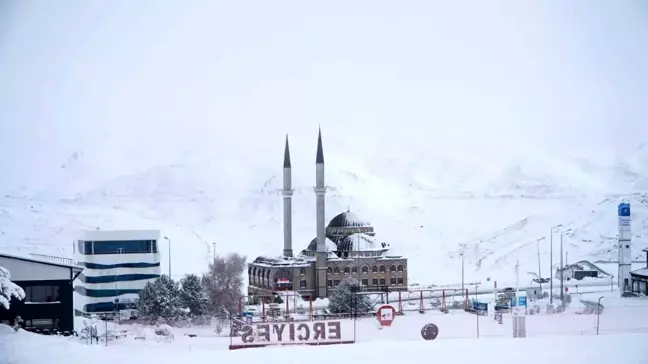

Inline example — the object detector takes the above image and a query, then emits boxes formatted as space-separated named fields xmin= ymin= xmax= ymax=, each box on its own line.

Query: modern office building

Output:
xmin=74 ymin=230 xmax=161 ymax=315
xmin=0 ymin=252 xmax=82 ymax=334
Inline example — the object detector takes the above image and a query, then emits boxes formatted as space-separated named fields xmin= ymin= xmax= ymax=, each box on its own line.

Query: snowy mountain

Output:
xmin=1 ymin=137 xmax=647 ymax=286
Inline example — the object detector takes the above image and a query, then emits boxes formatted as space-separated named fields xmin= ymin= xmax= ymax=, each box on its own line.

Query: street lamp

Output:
xmin=536 ymin=237 xmax=546 ymax=292
xmin=459 ymin=244 xmax=467 ymax=293
xmin=164 ymin=236 xmax=171 ymax=278
xmin=549 ymin=224 xmax=562 ymax=304
xmin=596 ymin=296 xmax=604 ymax=335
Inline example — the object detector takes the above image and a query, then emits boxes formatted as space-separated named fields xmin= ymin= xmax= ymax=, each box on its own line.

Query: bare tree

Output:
xmin=202 ymin=253 xmax=246 ymax=317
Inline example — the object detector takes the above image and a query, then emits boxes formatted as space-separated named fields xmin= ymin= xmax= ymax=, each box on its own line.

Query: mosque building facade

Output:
xmin=247 ymin=128 xmax=408 ymax=300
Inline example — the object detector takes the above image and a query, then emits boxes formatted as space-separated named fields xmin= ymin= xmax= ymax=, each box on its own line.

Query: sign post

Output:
xmin=376 ymin=304 xmax=396 ymax=327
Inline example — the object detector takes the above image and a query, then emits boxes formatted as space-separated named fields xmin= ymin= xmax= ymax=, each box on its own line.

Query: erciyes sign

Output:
xmin=230 ymin=319 xmax=354 ymax=349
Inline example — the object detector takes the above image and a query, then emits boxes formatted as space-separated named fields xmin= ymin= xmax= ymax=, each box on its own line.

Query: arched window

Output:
xmin=344 ymin=267 xmax=350 ymax=274
xmin=379 ymin=266 xmax=386 ymax=273
xmin=327 ymin=267 xmax=333 ymax=274
xmin=397 ymin=265 xmax=404 ymax=272
xmin=390 ymin=265 xmax=396 ymax=272
xmin=362 ymin=266 xmax=369 ymax=274
xmin=334 ymin=267 xmax=340 ymax=274
xmin=299 ymin=268 xmax=306 ymax=276
xmin=351 ymin=266 xmax=358 ymax=274
xmin=372 ymin=266 xmax=378 ymax=273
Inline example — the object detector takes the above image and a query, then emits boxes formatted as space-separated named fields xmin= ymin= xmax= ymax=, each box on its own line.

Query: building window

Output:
xmin=397 ymin=278 xmax=404 ymax=285
xmin=300 ymin=268 xmax=306 ymax=276
xmin=327 ymin=280 xmax=333 ymax=288
xmin=390 ymin=265 xmax=396 ymax=272
xmin=334 ymin=267 xmax=340 ymax=274
xmin=372 ymin=266 xmax=378 ymax=273
xmin=380 ymin=278 xmax=386 ymax=285
xmin=25 ymin=286 xmax=60 ymax=303
xmin=327 ymin=267 xmax=332 ymax=274
xmin=300 ymin=280 xmax=307 ymax=288
xmin=372 ymin=279 xmax=378 ymax=286
xmin=390 ymin=278 xmax=397 ymax=285
xmin=379 ymin=266 xmax=386 ymax=273
xmin=362 ymin=266 xmax=368 ymax=274
xmin=351 ymin=266 xmax=357 ymax=274
xmin=397 ymin=265 xmax=404 ymax=272
xmin=334 ymin=280 xmax=340 ymax=287
xmin=362 ymin=279 xmax=368 ymax=286
xmin=626 ymin=245 xmax=630 ymax=248
xmin=84 ymin=240 xmax=157 ymax=255
xmin=344 ymin=267 xmax=350 ymax=274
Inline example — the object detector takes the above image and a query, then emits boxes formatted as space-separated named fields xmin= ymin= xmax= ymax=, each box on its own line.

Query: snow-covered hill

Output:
xmin=1 ymin=139 xmax=647 ymax=285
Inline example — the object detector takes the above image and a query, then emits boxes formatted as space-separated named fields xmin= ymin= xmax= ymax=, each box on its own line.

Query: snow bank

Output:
xmin=1 ymin=323 xmax=646 ymax=364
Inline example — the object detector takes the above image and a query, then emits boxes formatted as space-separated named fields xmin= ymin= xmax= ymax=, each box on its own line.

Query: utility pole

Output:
xmin=536 ymin=237 xmax=544 ymax=292
xmin=560 ymin=231 xmax=565 ymax=306
xmin=550 ymin=228 xmax=553 ymax=304
xmin=460 ymin=244 xmax=466 ymax=293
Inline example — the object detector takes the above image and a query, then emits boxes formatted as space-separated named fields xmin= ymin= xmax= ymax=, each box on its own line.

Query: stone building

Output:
xmin=247 ymin=128 xmax=408 ymax=300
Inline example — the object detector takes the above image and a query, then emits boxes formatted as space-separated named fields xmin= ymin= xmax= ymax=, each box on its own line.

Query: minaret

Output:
xmin=282 ymin=135 xmax=294 ymax=258
xmin=618 ymin=202 xmax=632 ymax=293
xmin=314 ymin=127 xmax=328 ymax=298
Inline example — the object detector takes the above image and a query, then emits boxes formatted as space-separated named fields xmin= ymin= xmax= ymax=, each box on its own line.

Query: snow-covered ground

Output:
xmin=2 ymin=291 xmax=648 ymax=364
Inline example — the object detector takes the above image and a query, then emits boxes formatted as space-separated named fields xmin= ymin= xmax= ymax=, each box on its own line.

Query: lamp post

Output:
xmin=549 ymin=224 xmax=562 ymax=304
xmin=164 ymin=236 xmax=171 ymax=278
xmin=596 ymin=296 xmax=604 ymax=335
xmin=560 ymin=231 xmax=565 ymax=306
xmin=536 ymin=237 xmax=545 ymax=292
xmin=212 ymin=242 xmax=217 ymax=262
xmin=460 ymin=244 xmax=467 ymax=293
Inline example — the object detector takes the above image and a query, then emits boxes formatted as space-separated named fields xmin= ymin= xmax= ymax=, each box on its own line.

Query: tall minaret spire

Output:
xmin=282 ymin=134 xmax=294 ymax=258
xmin=314 ymin=126 xmax=328 ymax=298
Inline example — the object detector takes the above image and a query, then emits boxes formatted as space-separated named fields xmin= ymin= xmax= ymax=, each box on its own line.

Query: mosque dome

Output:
xmin=305 ymin=237 xmax=338 ymax=252
xmin=327 ymin=211 xmax=369 ymax=228
xmin=336 ymin=233 xmax=390 ymax=252
xmin=326 ymin=210 xmax=375 ymax=237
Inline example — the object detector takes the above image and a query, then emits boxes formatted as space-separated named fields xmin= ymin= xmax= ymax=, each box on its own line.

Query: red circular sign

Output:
xmin=377 ymin=304 xmax=396 ymax=327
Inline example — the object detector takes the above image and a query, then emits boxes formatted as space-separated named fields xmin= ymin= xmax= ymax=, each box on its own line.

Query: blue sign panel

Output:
xmin=518 ymin=296 xmax=527 ymax=307
xmin=473 ymin=301 xmax=488 ymax=311
xmin=510 ymin=298 xmax=517 ymax=307
xmin=618 ymin=203 xmax=631 ymax=217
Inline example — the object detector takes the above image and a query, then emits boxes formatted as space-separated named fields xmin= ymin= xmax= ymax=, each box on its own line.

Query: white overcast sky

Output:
xmin=1 ymin=1 xmax=647 ymax=192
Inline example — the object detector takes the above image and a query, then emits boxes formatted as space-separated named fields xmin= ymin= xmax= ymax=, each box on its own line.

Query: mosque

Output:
xmin=247 ymin=128 xmax=408 ymax=300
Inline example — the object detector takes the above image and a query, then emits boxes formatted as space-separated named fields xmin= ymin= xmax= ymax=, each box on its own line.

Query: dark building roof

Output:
xmin=316 ymin=127 xmax=324 ymax=164
xmin=336 ymin=234 xmax=388 ymax=252
xmin=306 ymin=237 xmax=337 ymax=252
xmin=283 ymin=134 xmax=291 ymax=168
xmin=327 ymin=211 xmax=369 ymax=228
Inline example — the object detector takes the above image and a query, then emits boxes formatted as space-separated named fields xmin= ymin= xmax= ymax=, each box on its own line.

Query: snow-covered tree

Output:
xmin=137 ymin=275 xmax=186 ymax=325
xmin=328 ymin=278 xmax=373 ymax=315
xmin=0 ymin=266 xmax=25 ymax=310
xmin=202 ymin=253 xmax=246 ymax=316
xmin=180 ymin=274 xmax=209 ymax=320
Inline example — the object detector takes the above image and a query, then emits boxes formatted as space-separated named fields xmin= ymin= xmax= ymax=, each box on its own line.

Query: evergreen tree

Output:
xmin=180 ymin=274 xmax=209 ymax=319
xmin=0 ymin=266 xmax=25 ymax=310
xmin=137 ymin=275 xmax=186 ymax=325
xmin=328 ymin=278 xmax=373 ymax=314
